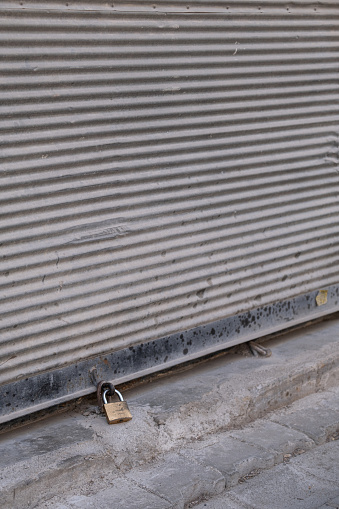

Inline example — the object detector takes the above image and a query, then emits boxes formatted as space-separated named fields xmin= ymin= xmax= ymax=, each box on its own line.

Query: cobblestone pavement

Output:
xmin=193 ymin=439 xmax=339 ymax=509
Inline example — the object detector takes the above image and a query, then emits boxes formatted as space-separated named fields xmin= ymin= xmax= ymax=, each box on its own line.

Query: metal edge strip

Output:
xmin=0 ymin=1 xmax=336 ymax=15
xmin=1 ymin=284 xmax=339 ymax=424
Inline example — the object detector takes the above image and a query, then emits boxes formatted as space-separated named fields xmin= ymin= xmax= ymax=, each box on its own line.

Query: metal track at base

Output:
xmin=1 ymin=284 xmax=338 ymax=424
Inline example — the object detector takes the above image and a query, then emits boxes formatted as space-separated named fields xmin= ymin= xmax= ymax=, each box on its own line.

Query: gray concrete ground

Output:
xmin=0 ymin=317 xmax=339 ymax=508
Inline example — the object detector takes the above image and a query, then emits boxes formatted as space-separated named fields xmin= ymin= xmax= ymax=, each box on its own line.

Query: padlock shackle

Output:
xmin=102 ymin=388 xmax=124 ymax=405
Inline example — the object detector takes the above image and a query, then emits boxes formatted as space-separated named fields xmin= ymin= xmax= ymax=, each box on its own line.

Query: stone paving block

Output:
xmin=323 ymin=388 xmax=339 ymax=411
xmin=63 ymin=478 xmax=173 ymax=509
xmin=126 ymin=453 xmax=225 ymax=509
xmin=290 ymin=440 xmax=339 ymax=484
xmin=183 ymin=435 xmax=275 ymax=488
xmin=228 ymin=462 xmax=339 ymax=509
xmin=229 ymin=420 xmax=314 ymax=464
xmin=270 ymin=402 xmax=339 ymax=444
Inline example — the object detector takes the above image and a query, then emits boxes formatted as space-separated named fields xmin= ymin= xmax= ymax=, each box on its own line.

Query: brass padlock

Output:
xmin=102 ymin=388 xmax=132 ymax=424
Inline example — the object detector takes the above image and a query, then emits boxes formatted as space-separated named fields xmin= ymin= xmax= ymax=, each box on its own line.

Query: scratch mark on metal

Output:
xmin=0 ymin=355 xmax=17 ymax=367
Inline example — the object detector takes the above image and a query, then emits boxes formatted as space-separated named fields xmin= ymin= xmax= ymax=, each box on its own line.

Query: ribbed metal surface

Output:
xmin=1 ymin=2 xmax=339 ymax=412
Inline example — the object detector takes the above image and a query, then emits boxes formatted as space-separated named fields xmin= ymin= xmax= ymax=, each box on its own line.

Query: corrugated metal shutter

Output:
xmin=1 ymin=0 xmax=339 ymax=423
